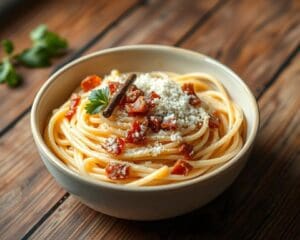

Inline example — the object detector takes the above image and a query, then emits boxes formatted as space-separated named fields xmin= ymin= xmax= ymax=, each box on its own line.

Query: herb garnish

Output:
xmin=85 ymin=87 xmax=110 ymax=114
xmin=0 ymin=40 xmax=22 ymax=87
xmin=18 ymin=24 xmax=68 ymax=67
xmin=0 ymin=25 xmax=68 ymax=88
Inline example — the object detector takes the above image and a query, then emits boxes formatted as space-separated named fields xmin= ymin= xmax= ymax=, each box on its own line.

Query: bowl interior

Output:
xmin=33 ymin=46 xmax=258 ymax=190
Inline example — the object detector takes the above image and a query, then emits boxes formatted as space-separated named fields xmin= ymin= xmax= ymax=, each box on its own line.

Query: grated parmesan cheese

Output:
xmin=170 ymin=132 xmax=182 ymax=142
xmin=126 ymin=142 xmax=164 ymax=157
xmin=103 ymin=71 xmax=210 ymax=143
xmin=134 ymin=72 xmax=208 ymax=128
xmin=104 ymin=137 xmax=119 ymax=153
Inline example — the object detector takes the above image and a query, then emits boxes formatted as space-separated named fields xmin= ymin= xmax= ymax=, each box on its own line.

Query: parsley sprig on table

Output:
xmin=0 ymin=40 xmax=22 ymax=87
xmin=0 ymin=25 xmax=68 ymax=88
xmin=85 ymin=87 xmax=110 ymax=114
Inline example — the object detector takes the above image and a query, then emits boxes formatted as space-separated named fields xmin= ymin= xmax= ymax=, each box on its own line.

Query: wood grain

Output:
xmin=0 ymin=0 xmax=139 ymax=133
xmin=181 ymin=0 xmax=300 ymax=96
xmin=30 ymin=53 xmax=300 ymax=240
xmin=84 ymin=0 xmax=221 ymax=48
xmin=0 ymin=1 xmax=221 ymax=239
xmin=0 ymin=114 xmax=66 ymax=239
xmin=222 ymin=54 xmax=300 ymax=240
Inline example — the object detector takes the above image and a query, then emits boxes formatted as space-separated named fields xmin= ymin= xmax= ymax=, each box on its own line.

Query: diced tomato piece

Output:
xmin=182 ymin=83 xmax=195 ymax=95
xmin=105 ymin=162 xmax=130 ymax=180
xmin=179 ymin=143 xmax=194 ymax=160
xmin=108 ymin=81 xmax=121 ymax=94
xmin=126 ymin=119 xmax=148 ymax=144
xmin=125 ymin=96 xmax=149 ymax=115
xmin=147 ymin=91 xmax=161 ymax=109
xmin=125 ymin=85 xmax=144 ymax=103
xmin=171 ymin=160 xmax=193 ymax=175
xmin=148 ymin=115 xmax=163 ymax=133
xmin=189 ymin=94 xmax=201 ymax=106
xmin=161 ymin=115 xmax=177 ymax=130
xmin=81 ymin=75 xmax=102 ymax=92
xmin=65 ymin=109 xmax=76 ymax=120
xmin=182 ymin=83 xmax=201 ymax=106
xmin=65 ymin=94 xmax=81 ymax=120
xmin=70 ymin=94 xmax=81 ymax=108
xmin=150 ymin=91 xmax=160 ymax=99
xmin=209 ymin=112 xmax=220 ymax=128
xmin=102 ymin=137 xmax=125 ymax=155
xmin=118 ymin=85 xmax=144 ymax=109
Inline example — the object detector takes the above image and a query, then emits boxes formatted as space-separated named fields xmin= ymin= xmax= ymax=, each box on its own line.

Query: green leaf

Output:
xmin=1 ymin=39 xmax=14 ymax=55
xmin=30 ymin=25 xmax=47 ymax=40
xmin=0 ymin=62 xmax=8 ymax=84
xmin=85 ymin=87 xmax=110 ymax=114
xmin=31 ymin=24 xmax=68 ymax=56
xmin=18 ymin=46 xmax=51 ymax=68
xmin=18 ymin=25 xmax=68 ymax=68
xmin=6 ymin=70 xmax=22 ymax=87
xmin=0 ymin=25 xmax=68 ymax=88
xmin=0 ymin=59 xmax=22 ymax=87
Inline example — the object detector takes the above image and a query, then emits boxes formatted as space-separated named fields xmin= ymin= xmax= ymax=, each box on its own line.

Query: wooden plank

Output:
xmin=30 ymin=53 xmax=300 ymax=240
xmin=0 ymin=115 xmax=66 ymax=239
xmin=0 ymin=0 xmax=139 ymax=133
xmin=30 ymin=197 xmax=118 ymax=239
xmin=0 ymin=1 xmax=221 ymax=239
xmin=220 ymin=54 xmax=300 ymax=240
xmin=181 ymin=0 xmax=300 ymax=96
xmin=83 ymin=0 xmax=220 ymax=48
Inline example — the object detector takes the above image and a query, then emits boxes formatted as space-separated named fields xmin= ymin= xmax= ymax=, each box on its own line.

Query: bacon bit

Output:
xmin=105 ymin=162 xmax=130 ymax=180
xmin=125 ymin=85 xmax=144 ymax=103
xmin=118 ymin=84 xmax=144 ymax=109
xmin=102 ymin=137 xmax=125 ymax=155
xmin=179 ymin=143 xmax=194 ymax=160
xmin=126 ymin=119 xmax=148 ymax=144
xmin=65 ymin=94 xmax=81 ymax=120
xmin=161 ymin=115 xmax=177 ymax=131
xmin=209 ymin=112 xmax=220 ymax=128
xmin=148 ymin=115 xmax=163 ymax=133
xmin=150 ymin=91 xmax=160 ymax=99
xmin=182 ymin=83 xmax=201 ymax=106
xmin=81 ymin=75 xmax=102 ymax=92
xmin=171 ymin=160 xmax=193 ymax=175
xmin=108 ymin=81 xmax=121 ymax=94
xmin=125 ymin=96 xmax=149 ymax=115
xmin=189 ymin=95 xmax=201 ymax=106
xmin=148 ymin=91 xmax=161 ymax=109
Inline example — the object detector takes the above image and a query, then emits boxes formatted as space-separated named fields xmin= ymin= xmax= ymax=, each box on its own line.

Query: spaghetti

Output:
xmin=44 ymin=70 xmax=246 ymax=186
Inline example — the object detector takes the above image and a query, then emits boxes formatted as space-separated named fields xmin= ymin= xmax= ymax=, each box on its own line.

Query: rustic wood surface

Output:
xmin=0 ymin=0 xmax=299 ymax=239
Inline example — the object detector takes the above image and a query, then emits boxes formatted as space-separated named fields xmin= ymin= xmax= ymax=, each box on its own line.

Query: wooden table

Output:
xmin=0 ymin=0 xmax=299 ymax=239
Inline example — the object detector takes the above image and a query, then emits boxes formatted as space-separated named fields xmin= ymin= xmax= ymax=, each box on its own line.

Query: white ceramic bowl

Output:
xmin=31 ymin=45 xmax=259 ymax=220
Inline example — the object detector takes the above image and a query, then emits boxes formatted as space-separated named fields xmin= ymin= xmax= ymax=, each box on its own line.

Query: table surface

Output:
xmin=0 ymin=0 xmax=299 ymax=239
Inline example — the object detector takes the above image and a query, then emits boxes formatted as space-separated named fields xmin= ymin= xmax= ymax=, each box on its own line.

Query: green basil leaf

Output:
xmin=0 ymin=61 xmax=9 ymax=83
xmin=31 ymin=25 xmax=68 ymax=56
xmin=18 ymin=46 xmax=51 ymax=68
xmin=30 ymin=25 xmax=48 ymax=41
xmin=0 ymin=59 xmax=22 ymax=87
xmin=1 ymin=39 xmax=14 ymax=55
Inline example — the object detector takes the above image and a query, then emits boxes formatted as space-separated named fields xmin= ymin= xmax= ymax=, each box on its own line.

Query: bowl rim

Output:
xmin=31 ymin=44 xmax=260 ymax=192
